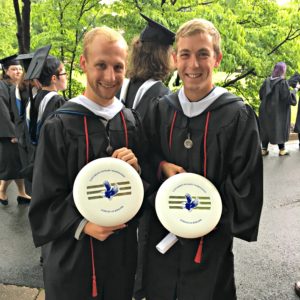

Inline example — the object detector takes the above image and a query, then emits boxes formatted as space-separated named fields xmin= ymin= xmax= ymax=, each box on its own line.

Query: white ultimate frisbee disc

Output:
xmin=73 ymin=157 xmax=144 ymax=226
xmin=155 ymin=173 xmax=222 ymax=238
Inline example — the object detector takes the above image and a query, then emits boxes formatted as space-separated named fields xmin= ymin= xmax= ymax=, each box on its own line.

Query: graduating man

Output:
xmin=29 ymin=26 xmax=146 ymax=300
xmin=143 ymin=18 xmax=263 ymax=300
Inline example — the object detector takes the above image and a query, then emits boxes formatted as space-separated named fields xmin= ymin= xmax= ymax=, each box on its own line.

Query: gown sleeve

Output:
xmin=0 ymin=82 xmax=15 ymax=137
xmin=143 ymin=98 xmax=167 ymax=181
xmin=29 ymin=116 xmax=82 ymax=247
xmin=280 ymin=80 xmax=297 ymax=106
xmin=221 ymin=104 xmax=263 ymax=242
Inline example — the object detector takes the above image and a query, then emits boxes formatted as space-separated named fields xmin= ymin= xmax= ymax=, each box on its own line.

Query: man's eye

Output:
xmin=199 ymin=52 xmax=209 ymax=58
xmin=97 ymin=63 xmax=106 ymax=69
xmin=114 ymin=65 xmax=124 ymax=72
xmin=180 ymin=53 xmax=189 ymax=58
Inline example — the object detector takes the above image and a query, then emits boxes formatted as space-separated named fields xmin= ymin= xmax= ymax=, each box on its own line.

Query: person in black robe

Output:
xmin=0 ymin=55 xmax=31 ymax=205
xmin=9 ymin=52 xmax=37 ymax=195
xmin=288 ymin=72 xmax=300 ymax=148
xmin=118 ymin=14 xmax=175 ymax=300
xmin=29 ymin=26 xmax=147 ymax=300
xmin=32 ymin=54 xmax=67 ymax=127
xmin=21 ymin=46 xmax=67 ymax=182
xmin=119 ymin=13 xmax=174 ymax=120
xmin=142 ymin=18 xmax=263 ymax=300
xmin=259 ymin=62 xmax=297 ymax=156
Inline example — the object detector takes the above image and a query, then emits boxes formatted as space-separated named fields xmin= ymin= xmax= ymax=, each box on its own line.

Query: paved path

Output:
xmin=1 ymin=140 xmax=300 ymax=300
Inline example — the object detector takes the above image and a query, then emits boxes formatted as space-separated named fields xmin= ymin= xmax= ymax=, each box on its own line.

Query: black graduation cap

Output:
xmin=140 ymin=13 xmax=175 ymax=46
xmin=16 ymin=52 xmax=35 ymax=72
xmin=0 ymin=54 xmax=20 ymax=70
xmin=24 ymin=45 xmax=51 ymax=80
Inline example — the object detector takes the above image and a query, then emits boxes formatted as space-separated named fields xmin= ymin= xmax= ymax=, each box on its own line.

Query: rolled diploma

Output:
xmin=156 ymin=232 xmax=178 ymax=254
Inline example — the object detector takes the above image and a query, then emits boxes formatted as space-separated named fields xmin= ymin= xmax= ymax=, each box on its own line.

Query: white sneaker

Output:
xmin=279 ymin=149 xmax=289 ymax=156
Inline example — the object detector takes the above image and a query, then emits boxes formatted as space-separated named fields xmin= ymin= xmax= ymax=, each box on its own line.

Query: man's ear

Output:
xmin=80 ymin=54 xmax=87 ymax=72
xmin=51 ymin=74 xmax=57 ymax=84
xmin=172 ymin=51 xmax=178 ymax=68
xmin=214 ymin=52 xmax=223 ymax=68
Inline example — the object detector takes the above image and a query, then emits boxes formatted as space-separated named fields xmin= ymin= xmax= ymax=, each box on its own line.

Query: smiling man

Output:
xmin=143 ymin=19 xmax=263 ymax=300
xmin=29 ymin=27 xmax=146 ymax=300
xmin=80 ymin=29 xmax=128 ymax=106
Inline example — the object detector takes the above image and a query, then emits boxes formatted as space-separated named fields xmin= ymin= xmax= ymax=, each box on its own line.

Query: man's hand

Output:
xmin=161 ymin=162 xmax=186 ymax=178
xmin=83 ymin=222 xmax=127 ymax=241
xmin=112 ymin=147 xmax=140 ymax=172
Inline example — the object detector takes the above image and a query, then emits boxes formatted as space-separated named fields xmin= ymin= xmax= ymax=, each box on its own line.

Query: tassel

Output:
xmin=90 ymin=237 xmax=98 ymax=298
xmin=92 ymin=275 xmax=98 ymax=298
xmin=194 ymin=237 xmax=204 ymax=264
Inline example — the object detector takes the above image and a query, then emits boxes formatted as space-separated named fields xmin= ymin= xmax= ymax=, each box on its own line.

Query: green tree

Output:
xmin=1 ymin=0 xmax=299 ymax=108
xmin=0 ymin=0 xmax=19 ymax=57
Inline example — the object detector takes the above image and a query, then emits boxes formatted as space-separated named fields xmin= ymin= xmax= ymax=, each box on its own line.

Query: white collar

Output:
xmin=70 ymin=95 xmax=124 ymax=120
xmin=132 ymin=79 xmax=159 ymax=109
xmin=178 ymin=86 xmax=228 ymax=118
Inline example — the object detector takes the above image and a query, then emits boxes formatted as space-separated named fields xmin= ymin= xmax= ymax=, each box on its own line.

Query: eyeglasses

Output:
xmin=58 ymin=72 xmax=67 ymax=76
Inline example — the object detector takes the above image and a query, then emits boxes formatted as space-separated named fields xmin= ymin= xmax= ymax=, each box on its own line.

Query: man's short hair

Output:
xmin=39 ymin=55 xmax=61 ymax=86
xmin=83 ymin=26 xmax=128 ymax=59
xmin=175 ymin=19 xmax=221 ymax=56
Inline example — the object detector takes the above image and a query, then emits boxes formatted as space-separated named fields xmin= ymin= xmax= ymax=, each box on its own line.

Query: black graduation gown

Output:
xmin=9 ymin=85 xmax=30 ymax=170
xmin=123 ymin=79 xmax=170 ymax=120
xmin=259 ymin=77 xmax=296 ymax=144
xmin=29 ymin=101 xmax=146 ymax=300
xmin=143 ymin=92 xmax=263 ymax=300
xmin=290 ymin=74 xmax=300 ymax=132
xmin=294 ymin=97 xmax=300 ymax=133
xmin=34 ymin=90 xmax=66 ymax=123
xmin=0 ymin=80 xmax=22 ymax=179
xmin=22 ymin=90 xmax=66 ymax=181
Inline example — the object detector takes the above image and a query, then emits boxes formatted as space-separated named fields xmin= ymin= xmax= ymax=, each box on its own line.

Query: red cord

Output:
xmin=84 ymin=116 xmax=89 ymax=165
xmin=169 ymin=111 xmax=177 ymax=151
xmin=83 ymin=116 xmax=98 ymax=298
xmin=120 ymin=111 xmax=128 ymax=147
xmin=194 ymin=236 xmax=204 ymax=263
xmin=203 ymin=112 xmax=211 ymax=178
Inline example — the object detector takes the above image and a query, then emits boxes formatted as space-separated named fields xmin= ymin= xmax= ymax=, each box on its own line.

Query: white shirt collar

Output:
xmin=70 ymin=95 xmax=124 ymax=120
xmin=178 ymin=86 xmax=228 ymax=118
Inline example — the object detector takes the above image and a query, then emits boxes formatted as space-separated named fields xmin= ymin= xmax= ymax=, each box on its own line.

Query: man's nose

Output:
xmin=103 ymin=67 xmax=115 ymax=82
xmin=190 ymin=55 xmax=199 ymax=68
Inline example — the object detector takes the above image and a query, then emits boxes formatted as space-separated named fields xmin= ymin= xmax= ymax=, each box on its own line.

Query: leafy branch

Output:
xmin=268 ymin=25 xmax=300 ymax=55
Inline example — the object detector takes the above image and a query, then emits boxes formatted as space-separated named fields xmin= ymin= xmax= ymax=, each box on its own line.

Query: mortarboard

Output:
xmin=0 ymin=54 xmax=20 ymax=70
xmin=140 ymin=13 xmax=175 ymax=46
xmin=16 ymin=52 xmax=35 ymax=72
xmin=24 ymin=45 xmax=52 ymax=80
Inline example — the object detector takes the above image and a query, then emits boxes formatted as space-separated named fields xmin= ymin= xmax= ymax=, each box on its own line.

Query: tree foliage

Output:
xmin=1 ymin=0 xmax=299 ymax=107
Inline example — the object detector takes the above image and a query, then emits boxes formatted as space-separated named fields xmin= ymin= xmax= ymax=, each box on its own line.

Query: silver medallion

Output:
xmin=184 ymin=137 xmax=193 ymax=149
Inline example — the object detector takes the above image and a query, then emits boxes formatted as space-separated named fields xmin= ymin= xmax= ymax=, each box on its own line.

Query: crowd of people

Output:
xmin=0 ymin=13 xmax=299 ymax=300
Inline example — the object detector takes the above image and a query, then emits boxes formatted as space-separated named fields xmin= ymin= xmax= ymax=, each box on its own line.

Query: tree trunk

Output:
xmin=13 ymin=0 xmax=31 ymax=54
xmin=22 ymin=0 xmax=31 ymax=53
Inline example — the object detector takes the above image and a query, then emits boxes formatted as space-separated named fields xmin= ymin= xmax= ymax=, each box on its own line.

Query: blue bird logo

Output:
xmin=183 ymin=193 xmax=199 ymax=211
xmin=103 ymin=180 xmax=119 ymax=199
